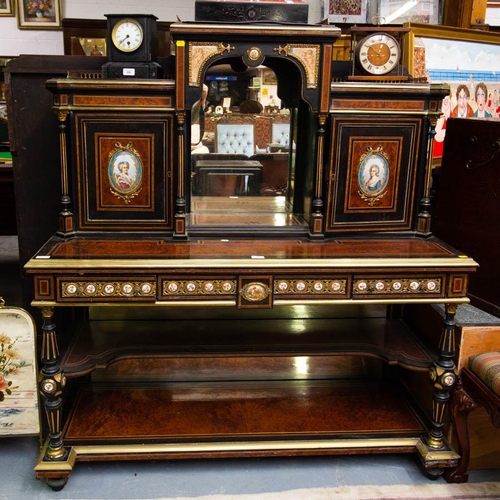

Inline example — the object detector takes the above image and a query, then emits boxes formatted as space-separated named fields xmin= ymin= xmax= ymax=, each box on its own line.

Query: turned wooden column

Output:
xmin=427 ymin=303 xmax=459 ymax=449
xmin=310 ymin=112 xmax=327 ymax=238
xmin=174 ymin=38 xmax=188 ymax=239
xmin=38 ymin=307 xmax=67 ymax=461
xmin=418 ymin=114 xmax=437 ymax=235
xmin=55 ymin=110 xmax=74 ymax=236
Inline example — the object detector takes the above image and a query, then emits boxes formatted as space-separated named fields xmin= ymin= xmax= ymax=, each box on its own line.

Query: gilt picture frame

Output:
xmin=16 ymin=0 xmax=62 ymax=29
xmin=0 ymin=0 xmax=15 ymax=16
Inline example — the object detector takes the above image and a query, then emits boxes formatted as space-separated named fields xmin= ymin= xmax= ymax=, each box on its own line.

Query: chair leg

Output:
xmin=444 ymin=377 xmax=479 ymax=483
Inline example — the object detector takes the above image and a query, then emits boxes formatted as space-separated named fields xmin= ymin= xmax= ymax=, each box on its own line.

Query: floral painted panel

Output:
xmin=0 ymin=306 xmax=39 ymax=435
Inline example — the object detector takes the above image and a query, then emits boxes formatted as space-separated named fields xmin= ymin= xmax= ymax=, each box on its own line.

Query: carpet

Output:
xmin=128 ymin=482 xmax=500 ymax=500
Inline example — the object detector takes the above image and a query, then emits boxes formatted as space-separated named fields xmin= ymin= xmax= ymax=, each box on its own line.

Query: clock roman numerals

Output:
xmin=355 ymin=32 xmax=401 ymax=76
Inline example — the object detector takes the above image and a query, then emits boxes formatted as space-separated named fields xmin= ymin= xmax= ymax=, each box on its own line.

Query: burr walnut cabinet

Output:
xmin=17 ymin=21 xmax=478 ymax=490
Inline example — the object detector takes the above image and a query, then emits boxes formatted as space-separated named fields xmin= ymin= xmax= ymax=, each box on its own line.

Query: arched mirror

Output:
xmin=188 ymin=59 xmax=308 ymax=230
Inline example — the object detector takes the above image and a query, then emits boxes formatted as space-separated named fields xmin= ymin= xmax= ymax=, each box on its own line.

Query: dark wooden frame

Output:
xmin=74 ymin=114 xmax=174 ymax=231
xmin=326 ymin=116 xmax=423 ymax=233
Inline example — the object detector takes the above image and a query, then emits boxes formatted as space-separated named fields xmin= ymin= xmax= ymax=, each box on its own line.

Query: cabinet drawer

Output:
xmin=352 ymin=276 xmax=445 ymax=299
xmin=33 ymin=277 xmax=158 ymax=302
xmin=159 ymin=276 xmax=237 ymax=301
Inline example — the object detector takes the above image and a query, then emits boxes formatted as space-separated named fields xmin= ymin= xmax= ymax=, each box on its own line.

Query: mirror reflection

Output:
xmin=70 ymin=37 xmax=106 ymax=56
xmin=190 ymin=63 xmax=302 ymax=228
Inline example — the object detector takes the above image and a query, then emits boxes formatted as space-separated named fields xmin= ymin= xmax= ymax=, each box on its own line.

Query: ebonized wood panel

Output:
xmin=433 ymin=118 xmax=500 ymax=317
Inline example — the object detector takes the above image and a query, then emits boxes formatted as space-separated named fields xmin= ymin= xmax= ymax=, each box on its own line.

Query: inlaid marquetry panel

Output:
xmin=353 ymin=277 xmax=443 ymax=298
xmin=57 ymin=278 xmax=157 ymax=302
xmin=74 ymin=113 xmax=174 ymax=231
xmin=160 ymin=278 xmax=237 ymax=300
xmin=30 ymin=269 xmax=471 ymax=305
xmin=34 ymin=276 xmax=55 ymax=301
xmin=274 ymin=278 xmax=348 ymax=296
xmin=326 ymin=116 xmax=422 ymax=233
xmin=72 ymin=95 xmax=172 ymax=108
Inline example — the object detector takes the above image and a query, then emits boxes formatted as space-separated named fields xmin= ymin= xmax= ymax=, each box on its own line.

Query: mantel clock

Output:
xmin=102 ymin=14 xmax=162 ymax=79
xmin=348 ymin=25 xmax=409 ymax=81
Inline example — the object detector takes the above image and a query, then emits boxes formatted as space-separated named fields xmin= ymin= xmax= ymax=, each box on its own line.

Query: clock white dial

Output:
xmin=356 ymin=33 xmax=400 ymax=76
xmin=111 ymin=19 xmax=144 ymax=53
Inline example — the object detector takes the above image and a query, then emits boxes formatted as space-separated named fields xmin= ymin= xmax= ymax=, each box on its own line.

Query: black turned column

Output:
xmin=427 ymin=303 xmax=459 ymax=449
xmin=174 ymin=110 xmax=188 ymax=239
xmin=310 ymin=112 xmax=327 ymax=238
xmin=55 ymin=110 xmax=74 ymax=237
xmin=418 ymin=115 xmax=437 ymax=235
xmin=38 ymin=307 xmax=67 ymax=461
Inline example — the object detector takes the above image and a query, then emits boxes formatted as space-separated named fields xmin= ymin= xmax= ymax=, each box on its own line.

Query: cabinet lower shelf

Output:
xmin=35 ymin=378 xmax=459 ymax=480
xmin=63 ymin=380 xmax=426 ymax=446
xmin=35 ymin=315 xmax=461 ymax=487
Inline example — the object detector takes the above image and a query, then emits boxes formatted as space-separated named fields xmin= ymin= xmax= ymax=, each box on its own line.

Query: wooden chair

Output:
xmin=445 ymin=352 xmax=500 ymax=482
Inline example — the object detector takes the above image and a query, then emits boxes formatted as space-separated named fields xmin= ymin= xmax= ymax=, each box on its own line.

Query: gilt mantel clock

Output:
xmin=102 ymin=14 xmax=162 ymax=79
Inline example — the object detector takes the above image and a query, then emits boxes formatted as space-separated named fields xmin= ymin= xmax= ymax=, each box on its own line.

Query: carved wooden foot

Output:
xmin=444 ymin=377 xmax=479 ymax=483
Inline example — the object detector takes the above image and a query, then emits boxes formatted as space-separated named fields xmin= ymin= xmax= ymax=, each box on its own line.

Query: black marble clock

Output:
xmin=102 ymin=14 xmax=162 ymax=79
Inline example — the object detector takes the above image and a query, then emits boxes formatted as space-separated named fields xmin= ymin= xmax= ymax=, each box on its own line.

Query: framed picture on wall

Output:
xmin=16 ymin=0 xmax=62 ymax=29
xmin=377 ymin=0 xmax=443 ymax=25
xmin=0 ymin=0 xmax=15 ymax=16
xmin=323 ymin=0 xmax=368 ymax=23
xmin=404 ymin=23 xmax=500 ymax=165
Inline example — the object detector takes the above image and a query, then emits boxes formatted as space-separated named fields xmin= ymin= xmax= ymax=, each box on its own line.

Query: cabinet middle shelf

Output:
xmin=61 ymin=317 xmax=435 ymax=376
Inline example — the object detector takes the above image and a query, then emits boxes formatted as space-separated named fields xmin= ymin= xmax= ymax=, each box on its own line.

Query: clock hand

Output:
xmin=119 ymin=34 xmax=130 ymax=45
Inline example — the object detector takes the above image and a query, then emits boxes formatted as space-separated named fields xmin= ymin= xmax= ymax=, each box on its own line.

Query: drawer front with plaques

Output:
xmin=159 ymin=276 xmax=238 ymax=301
xmin=32 ymin=276 xmax=157 ymax=302
xmin=31 ymin=269 xmax=468 ymax=305
xmin=352 ymin=276 xmax=444 ymax=299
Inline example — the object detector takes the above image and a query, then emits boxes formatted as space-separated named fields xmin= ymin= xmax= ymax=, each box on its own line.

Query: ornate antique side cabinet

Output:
xmin=23 ymin=21 xmax=478 ymax=490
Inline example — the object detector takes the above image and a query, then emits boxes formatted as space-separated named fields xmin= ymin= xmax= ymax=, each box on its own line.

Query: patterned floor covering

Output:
xmin=147 ymin=482 xmax=500 ymax=500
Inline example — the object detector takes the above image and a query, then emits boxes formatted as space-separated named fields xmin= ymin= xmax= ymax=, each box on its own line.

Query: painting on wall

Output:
xmin=16 ymin=0 xmax=61 ymax=29
xmin=423 ymin=37 xmax=500 ymax=159
xmin=0 ymin=0 xmax=15 ymax=16
xmin=324 ymin=0 xmax=368 ymax=23
xmin=405 ymin=24 xmax=500 ymax=163
xmin=377 ymin=0 xmax=442 ymax=25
